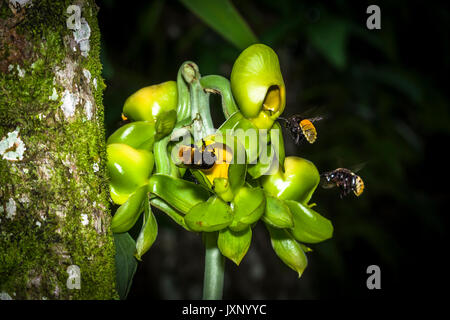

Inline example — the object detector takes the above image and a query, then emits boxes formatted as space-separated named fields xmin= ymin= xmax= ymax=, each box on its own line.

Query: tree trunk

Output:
xmin=0 ymin=0 xmax=118 ymax=299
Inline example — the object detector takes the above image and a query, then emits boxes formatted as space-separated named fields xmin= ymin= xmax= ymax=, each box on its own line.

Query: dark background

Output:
xmin=97 ymin=0 xmax=449 ymax=299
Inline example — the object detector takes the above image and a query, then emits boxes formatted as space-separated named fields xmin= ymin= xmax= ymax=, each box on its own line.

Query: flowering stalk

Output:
xmin=202 ymin=232 xmax=225 ymax=300
xmin=181 ymin=62 xmax=225 ymax=300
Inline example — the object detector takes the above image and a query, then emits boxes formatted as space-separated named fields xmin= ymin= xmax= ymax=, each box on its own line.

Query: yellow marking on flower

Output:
xmin=262 ymin=85 xmax=281 ymax=114
xmin=201 ymin=141 xmax=233 ymax=185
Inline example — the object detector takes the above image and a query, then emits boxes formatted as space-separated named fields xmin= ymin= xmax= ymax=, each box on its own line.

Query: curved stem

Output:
xmin=202 ymin=232 xmax=225 ymax=300
xmin=153 ymin=136 xmax=174 ymax=176
xmin=200 ymin=75 xmax=238 ymax=119
xmin=176 ymin=61 xmax=193 ymax=123
xmin=182 ymin=62 xmax=215 ymax=141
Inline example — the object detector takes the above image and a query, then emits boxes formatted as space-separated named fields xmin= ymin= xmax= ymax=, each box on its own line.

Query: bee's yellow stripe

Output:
xmin=354 ymin=177 xmax=364 ymax=196
xmin=299 ymin=119 xmax=317 ymax=143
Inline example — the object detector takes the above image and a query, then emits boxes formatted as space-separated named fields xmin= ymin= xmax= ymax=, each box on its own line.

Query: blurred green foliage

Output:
xmin=98 ymin=0 xmax=448 ymax=299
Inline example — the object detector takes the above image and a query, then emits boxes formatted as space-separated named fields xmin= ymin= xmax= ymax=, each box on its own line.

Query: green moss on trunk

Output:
xmin=0 ymin=0 xmax=118 ymax=299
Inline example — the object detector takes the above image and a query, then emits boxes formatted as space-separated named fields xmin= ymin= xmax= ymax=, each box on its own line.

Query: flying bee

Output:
xmin=278 ymin=114 xmax=324 ymax=145
xmin=177 ymin=139 xmax=217 ymax=170
xmin=320 ymin=168 xmax=364 ymax=198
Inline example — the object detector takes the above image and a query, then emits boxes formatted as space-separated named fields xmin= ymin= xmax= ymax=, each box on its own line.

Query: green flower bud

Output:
xmin=107 ymin=121 xmax=156 ymax=150
xmin=266 ymin=224 xmax=308 ymax=278
xmin=107 ymin=143 xmax=154 ymax=205
xmin=122 ymin=81 xmax=178 ymax=127
xmin=285 ymin=200 xmax=333 ymax=244
xmin=261 ymin=156 xmax=320 ymax=204
xmin=218 ymin=226 xmax=252 ymax=266
xmin=184 ymin=196 xmax=233 ymax=232
xmin=148 ymin=174 xmax=210 ymax=215
xmin=229 ymin=186 xmax=265 ymax=232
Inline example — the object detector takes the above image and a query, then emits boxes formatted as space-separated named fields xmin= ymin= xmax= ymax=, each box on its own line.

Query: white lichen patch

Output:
xmin=80 ymin=214 xmax=89 ymax=226
xmin=9 ymin=0 xmax=32 ymax=7
xmin=37 ymin=210 xmax=47 ymax=221
xmin=49 ymin=87 xmax=58 ymax=101
xmin=84 ymin=100 xmax=93 ymax=120
xmin=53 ymin=60 xmax=77 ymax=89
xmin=60 ymin=89 xmax=79 ymax=119
xmin=7 ymin=64 xmax=26 ymax=78
xmin=54 ymin=60 xmax=95 ymax=121
xmin=0 ymin=127 xmax=26 ymax=161
xmin=83 ymin=69 xmax=91 ymax=83
xmin=55 ymin=205 xmax=66 ymax=219
xmin=92 ymin=162 xmax=99 ymax=172
xmin=19 ymin=193 xmax=30 ymax=205
xmin=29 ymin=275 xmax=41 ymax=287
xmin=37 ymin=163 xmax=52 ymax=180
xmin=93 ymin=78 xmax=97 ymax=90
xmin=16 ymin=65 xmax=25 ymax=77
xmin=73 ymin=18 xmax=91 ymax=58
xmin=3 ymin=198 xmax=17 ymax=219
xmin=94 ymin=216 xmax=103 ymax=234
xmin=54 ymin=285 xmax=60 ymax=298
xmin=0 ymin=292 xmax=13 ymax=300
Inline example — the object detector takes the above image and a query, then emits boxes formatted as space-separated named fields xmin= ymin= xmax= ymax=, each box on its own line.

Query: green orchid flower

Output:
xmin=106 ymin=143 xmax=154 ymax=205
xmin=261 ymin=156 xmax=320 ymax=205
xmin=122 ymin=81 xmax=178 ymax=138
xmin=231 ymin=44 xmax=286 ymax=129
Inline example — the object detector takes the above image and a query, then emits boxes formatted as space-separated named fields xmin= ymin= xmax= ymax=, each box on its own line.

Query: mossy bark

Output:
xmin=0 ymin=0 xmax=118 ymax=299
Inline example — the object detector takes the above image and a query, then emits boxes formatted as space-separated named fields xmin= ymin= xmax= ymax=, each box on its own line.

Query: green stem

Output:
xmin=202 ymin=232 xmax=225 ymax=300
xmin=153 ymin=136 xmax=177 ymax=176
xmin=182 ymin=62 xmax=215 ymax=141
xmin=176 ymin=61 xmax=192 ymax=123
xmin=180 ymin=61 xmax=225 ymax=300
xmin=200 ymin=75 xmax=238 ymax=119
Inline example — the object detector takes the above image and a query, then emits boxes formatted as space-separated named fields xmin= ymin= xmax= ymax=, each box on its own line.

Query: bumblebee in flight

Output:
xmin=177 ymin=140 xmax=217 ymax=170
xmin=278 ymin=114 xmax=323 ymax=145
xmin=320 ymin=168 xmax=364 ymax=198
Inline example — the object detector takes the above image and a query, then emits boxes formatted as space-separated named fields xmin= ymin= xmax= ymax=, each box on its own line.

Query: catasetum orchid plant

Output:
xmin=106 ymin=43 xmax=362 ymax=299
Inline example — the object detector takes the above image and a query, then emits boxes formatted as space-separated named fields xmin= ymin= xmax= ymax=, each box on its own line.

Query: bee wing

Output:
xmin=350 ymin=162 xmax=367 ymax=173
xmin=308 ymin=116 xmax=325 ymax=123
xmin=320 ymin=181 xmax=336 ymax=189
xmin=319 ymin=173 xmax=336 ymax=189
xmin=301 ymin=106 xmax=330 ymax=121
